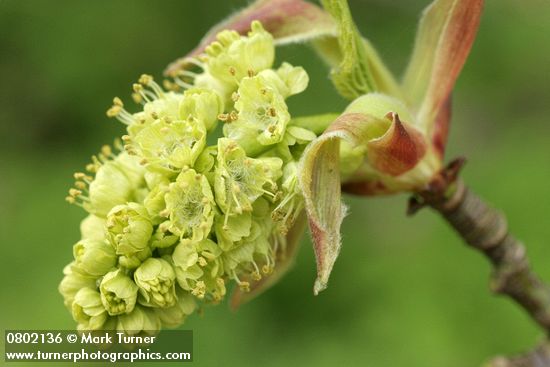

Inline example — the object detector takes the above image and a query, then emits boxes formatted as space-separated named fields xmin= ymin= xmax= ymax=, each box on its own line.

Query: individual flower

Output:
xmin=223 ymin=73 xmax=290 ymax=154
xmin=72 ymin=288 xmax=108 ymax=331
xmin=163 ymin=169 xmax=215 ymax=242
xmin=179 ymin=88 xmax=223 ymax=132
xmin=214 ymin=138 xmax=282 ymax=221
xmin=67 ymin=150 xmax=147 ymax=218
xmin=79 ymin=215 xmax=106 ymax=241
xmin=105 ymin=202 xmax=153 ymax=256
xmin=134 ymin=258 xmax=177 ymax=308
xmin=99 ymin=269 xmax=139 ymax=316
xmin=59 ymin=263 xmax=97 ymax=309
xmin=155 ymin=288 xmax=197 ymax=328
xmin=202 ymin=21 xmax=274 ymax=88
xmin=272 ymin=161 xmax=304 ymax=234
xmin=130 ymin=117 xmax=207 ymax=174
xmin=116 ymin=305 xmax=161 ymax=337
xmin=72 ymin=239 xmax=116 ymax=277
xmin=142 ymin=173 xmax=170 ymax=224
xmin=118 ymin=246 xmax=152 ymax=270
xmin=172 ymin=239 xmax=225 ymax=301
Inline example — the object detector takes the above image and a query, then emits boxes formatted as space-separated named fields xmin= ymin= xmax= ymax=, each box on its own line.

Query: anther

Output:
xmin=138 ymin=74 xmax=153 ymax=86
xmin=229 ymin=111 xmax=238 ymax=122
xmin=251 ymin=271 xmax=261 ymax=281
xmin=101 ymin=145 xmax=112 ymax=157
xmin=132 ymin=93 xmax=143 ymax=104
xmin=113 ymin=97 xmax=123 ymax=107
xmin=69 ymin=188 xmax=82 ymax=197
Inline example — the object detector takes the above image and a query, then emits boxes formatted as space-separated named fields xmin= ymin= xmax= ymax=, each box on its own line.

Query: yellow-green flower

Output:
xmin=59 ymin=263 xmax=97 ymax=309
xmin=72 ymin=239 xmax=116 ymax=277
xmin=72 ymin=288 xmax=108 ymax=331
xmin=203 ymin=21 xmax=274 ymax=87
xmin=134 ymin=258 xmax=177 ymax=308
xmin=164 ymin=169 xmax=215 ymax=242
xmin=214 ymin=138 xmax=282 ymax=220
xmin=99 ymin=269 xmax=139 ymax=316
xmin=106 ymin=202 xmax=153 ymax=257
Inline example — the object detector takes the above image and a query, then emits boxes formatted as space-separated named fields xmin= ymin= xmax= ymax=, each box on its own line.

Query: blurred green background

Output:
xmin=1 ymin=0 xmax=550 ymax=366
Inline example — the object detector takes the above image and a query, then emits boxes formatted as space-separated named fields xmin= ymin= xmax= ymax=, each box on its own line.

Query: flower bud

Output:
xmin=86 ymin=152 xmax=146 ymax=217
xmin=59 ymin=262 xmax=97 ymax=309
xmin=134 ymin=258 xmax=177 ymax=308
xmin=150 ymin=228 xmax=179 ymax=249
xmin=179 ymin=88 xmax=223 ymax=132
xmin=80 ymin=215 xmax=106 ymax=242
xmin=143 ymin=173 xmax=170 ymax=223
xmin=73 ymin=239 xmax=116 ymax=277
xmin=99 ymin=269 xmax=139 ymax=316
xmin=203 ymin=21 xmax=274 ymax=88
xmin=118 ymin=246 xmax=152 ymax=270
xmin=106 ymin=202 xmax=153 ymax=256
xmin=72 ymin=288 xmax=108 ymax=331
xmin=116 ymin=305 xmax=161 ymax=336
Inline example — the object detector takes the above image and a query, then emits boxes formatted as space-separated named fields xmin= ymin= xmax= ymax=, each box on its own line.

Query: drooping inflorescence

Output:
xmin=60 ymin=21 xmax=316 ymax=334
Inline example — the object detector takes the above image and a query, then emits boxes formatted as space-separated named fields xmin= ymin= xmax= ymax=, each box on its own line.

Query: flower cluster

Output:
xmin=60 ymin=21 xmax=314 ymax=334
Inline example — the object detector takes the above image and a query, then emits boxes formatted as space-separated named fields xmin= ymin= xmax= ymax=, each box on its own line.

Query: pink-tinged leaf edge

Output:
xmin=165 ymin=0 xmax=337 ymax=76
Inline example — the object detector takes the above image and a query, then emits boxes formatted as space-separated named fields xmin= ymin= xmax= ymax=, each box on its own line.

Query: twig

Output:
xmin=487 ymin=342 xmax=550 ymax=367
xmin=409 ymin=159 xmax=550 ymax=366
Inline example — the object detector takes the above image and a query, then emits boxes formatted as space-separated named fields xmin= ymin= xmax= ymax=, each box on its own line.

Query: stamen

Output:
xmin=132 ymin=93 xmax=144 ymax=104
xmin=85 ymin=163 xmax=98 ymax=173
xmin=133 ymin=83 xmax=152 ymax=103
xmin=183 ymin=57 xmax=205 ymax=70
xmin=198 ymin=257 xmax=207 ymax=267
xmin=229 ymin=111 xmax=239 ymax=122
xmin=106 ymin=99 xmax=135 ymax=125
xmin=173 ymin=77 xmax=193 ymax=90
xmin=231 ymin=271 xmax=250 ymax=292
xmin=191 ymin=281 xmax=206 ymax=299
xmin=251 ymin=262 xmax=262 ymax=281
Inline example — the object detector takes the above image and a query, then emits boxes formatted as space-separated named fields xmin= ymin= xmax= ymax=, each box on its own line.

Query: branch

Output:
xmin=486 ymin=342 xmax=550 ymax=367
xmin=409 ymin=160 xmax=550 ymax=366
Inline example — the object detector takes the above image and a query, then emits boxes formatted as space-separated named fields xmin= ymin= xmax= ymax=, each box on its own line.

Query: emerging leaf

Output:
xmin=402 ymin=0 xmax=484 ymax=147
xmin=299 ymin=135 xmax=346 ymax=295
